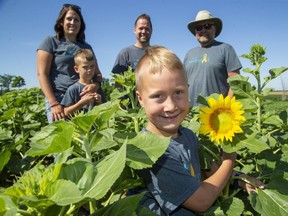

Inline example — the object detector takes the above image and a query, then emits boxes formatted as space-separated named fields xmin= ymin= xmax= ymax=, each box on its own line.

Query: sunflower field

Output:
xmin=0 ymin=44 xmax=287 ymax=215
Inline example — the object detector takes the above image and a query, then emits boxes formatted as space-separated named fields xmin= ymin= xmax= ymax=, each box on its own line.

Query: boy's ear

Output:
xmin=74 ymin=65 xmax=79 ymax=73
xmin=136 ymin=90 xmax=144 ymax=107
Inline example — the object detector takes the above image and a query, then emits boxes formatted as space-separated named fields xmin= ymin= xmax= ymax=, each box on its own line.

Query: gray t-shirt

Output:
xmin=183 ymin=41 xmax=242 ymax=106
xmin=138 ymin=127 xmax=201 ymax=216
xmin=38 ymin=36 xmax=95 ymax=92
xmin=112 ymin=45 xmax=146 ymax=74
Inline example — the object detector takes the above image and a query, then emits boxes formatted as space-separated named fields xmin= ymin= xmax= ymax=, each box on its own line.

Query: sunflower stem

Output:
xmin=221 ymin=182 xmax=230 ymax=200
xmin=256 ymin=97 xmax=262 ymax=135
xmin=202 ymin=144 xmax=220 ymax=161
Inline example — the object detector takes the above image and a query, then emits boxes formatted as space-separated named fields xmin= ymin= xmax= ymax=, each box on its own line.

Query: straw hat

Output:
xmin=187 ymin=10 xmax=222 ymax=38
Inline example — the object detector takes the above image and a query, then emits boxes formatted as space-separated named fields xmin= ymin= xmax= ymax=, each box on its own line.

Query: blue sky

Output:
xmin=0 ymin=0 xmax=287 ymax=90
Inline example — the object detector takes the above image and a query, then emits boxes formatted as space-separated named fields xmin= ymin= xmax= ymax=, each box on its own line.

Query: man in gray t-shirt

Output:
xmin=184 ymin=10 xmax=242 ymax=106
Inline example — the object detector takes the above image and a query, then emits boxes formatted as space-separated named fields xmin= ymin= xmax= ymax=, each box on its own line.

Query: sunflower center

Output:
xmin=210 ymin=109 xmax=233 ymax=133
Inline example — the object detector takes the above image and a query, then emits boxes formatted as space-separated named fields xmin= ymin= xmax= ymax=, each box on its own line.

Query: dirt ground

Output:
xmin=269 ymin=91 xmax=288 ymax=95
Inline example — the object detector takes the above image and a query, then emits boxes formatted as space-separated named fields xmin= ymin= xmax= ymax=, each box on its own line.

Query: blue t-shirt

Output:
xmin=37 ymin=36 xmax=95 ymax=92
xmin=138 ymin=127 xmax=201 ymax=216
xmin=60 ymin=82 xmax=106 ymax=113
xmin=112 ymin=45 xmax=146 ymax=74
xmin=183 ymin=41 xmax=242 ymax=106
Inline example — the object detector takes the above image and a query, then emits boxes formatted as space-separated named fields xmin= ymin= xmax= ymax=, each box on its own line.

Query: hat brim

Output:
xmin=187 ymin=18 xmax=222 ymax=38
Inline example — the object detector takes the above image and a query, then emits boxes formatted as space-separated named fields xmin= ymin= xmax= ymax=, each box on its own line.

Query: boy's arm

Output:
xmin=63 ymin=93 xmax=95 ymax=116
xmin=63 ymin=99 xmax=87 ymax=116
xmin=182 ymin=152 xmax=236 ymax=212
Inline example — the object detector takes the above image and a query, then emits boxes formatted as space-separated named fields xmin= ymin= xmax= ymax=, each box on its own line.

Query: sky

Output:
xmin=0 ymin=0 xmax=287 ymax=90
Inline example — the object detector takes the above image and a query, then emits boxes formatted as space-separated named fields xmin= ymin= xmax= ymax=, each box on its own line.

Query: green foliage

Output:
xmin=185 ymin=44 xmax=288 ymax=215
xmin=0 ymin=88 xmax=47 ymax=186
xmin=0 ymin=72 xmax=169 ymax=215
xmin=0 ymin=44 xmax=287 ymax=215
xmin=101 ymin=77 xmax=113 ymax=101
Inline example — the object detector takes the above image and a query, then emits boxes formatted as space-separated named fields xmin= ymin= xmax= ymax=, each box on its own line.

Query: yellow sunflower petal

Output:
xmin=207 ymin=97 xmax=217 ymax=108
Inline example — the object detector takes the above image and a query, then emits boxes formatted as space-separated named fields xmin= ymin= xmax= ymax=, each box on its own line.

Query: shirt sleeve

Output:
xmin=37 ymin=36 xmax=54 ymax=53
xmin=111 ymin=48 xmax=129 ymax=74
xmin=225 ymin=44 xmax=242 ymax=72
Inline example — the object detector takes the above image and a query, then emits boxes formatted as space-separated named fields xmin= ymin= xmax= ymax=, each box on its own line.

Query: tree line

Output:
xmin=0 ymin=74 xmax=26 ymax=95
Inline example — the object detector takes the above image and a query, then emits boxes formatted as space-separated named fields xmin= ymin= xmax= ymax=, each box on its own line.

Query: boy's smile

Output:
xmin=137 ymin=68 xmax=189 ymax=138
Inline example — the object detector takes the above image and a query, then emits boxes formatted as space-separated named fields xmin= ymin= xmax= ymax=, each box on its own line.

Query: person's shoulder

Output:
xmin=184 ymin=46 xmax=200 ymax=57
xmin=38 ymin=36 xmax=58 ymax=51
xmin=66 ymin=82 xmax=83 ymax=92
xmin=118 ymin=45 xmax=137 ymax=53
xmin=187 ymin=45 xmax=200 ymax=52
xmin=120 ymin=45 xmax=135 ymax=52
xmin=42 ymin=35 xmax=57 ymax=43
xmin=179 ymin=126 xmax=195 ymax=135
xmin=80 ymin=41 xmax=93 ymax=49
xmin=43 ymin=36 xmax=58 ymax=43
xmin=214 ymin=40 xmax=233 ymax=48
xmin=179 ymin=126 xmax=198 ymax=141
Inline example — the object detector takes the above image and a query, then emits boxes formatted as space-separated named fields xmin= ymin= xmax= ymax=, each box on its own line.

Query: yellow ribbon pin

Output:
xmin=190 ymin=164 xmax=195 ymax=176
xmin=202 ymin=53 xmax=207 ymax=64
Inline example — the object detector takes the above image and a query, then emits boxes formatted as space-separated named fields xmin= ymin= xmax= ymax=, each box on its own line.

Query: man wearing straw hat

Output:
xmin=184 ymin=10 xmax=242 ymax=106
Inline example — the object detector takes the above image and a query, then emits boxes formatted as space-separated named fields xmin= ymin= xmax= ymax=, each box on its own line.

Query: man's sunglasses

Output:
xmin=194 ymin=24 xmax=214 ymax=31
xmin=63 ymin=4 xmax=81 ymax=11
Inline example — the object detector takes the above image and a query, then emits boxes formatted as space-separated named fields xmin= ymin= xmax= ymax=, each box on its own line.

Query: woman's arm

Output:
xmin=37 ymin=49 xmax=65 ymax=121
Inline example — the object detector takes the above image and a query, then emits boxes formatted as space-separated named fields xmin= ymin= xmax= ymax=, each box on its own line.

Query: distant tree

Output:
xmin=11 ymin=76 xmax=26 ymax=89
xmin=0 ymin=74 xmax=26 ymax=95
xmin=0 ymin=74 xmax=14 ymax=94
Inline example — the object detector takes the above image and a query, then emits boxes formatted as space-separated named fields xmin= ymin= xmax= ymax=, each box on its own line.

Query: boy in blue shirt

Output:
xmin=61 ymin=49 xmax=103 ymax=117
xmin=135 ymin=45 xmax=265 ymax=215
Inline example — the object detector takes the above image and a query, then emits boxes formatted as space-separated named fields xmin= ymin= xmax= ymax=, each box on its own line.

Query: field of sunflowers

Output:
xmin=0 ymin=44 xmax=287 ymax=215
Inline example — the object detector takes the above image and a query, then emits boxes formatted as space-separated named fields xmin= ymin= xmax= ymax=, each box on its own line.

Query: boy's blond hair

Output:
xmin=135 ymin=45 xmax=187 ymax=91
xmin=74 ymin=48 xmax=95 ymax=66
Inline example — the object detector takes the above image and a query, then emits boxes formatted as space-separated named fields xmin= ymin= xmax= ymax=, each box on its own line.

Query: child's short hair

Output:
xmin=135 ymin=45 xmax=186 ymax=90
xmin=74 ymin=48 xmax=95 ymax=66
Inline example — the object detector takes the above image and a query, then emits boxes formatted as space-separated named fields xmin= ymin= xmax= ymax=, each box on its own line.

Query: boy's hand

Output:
xmin=80 ymin=92 xmax=97 ymax=104
xmin=238 ymin=173 xmax=265 ymax=193
xmin=221 ymin=152 xmax=237 ymax=163
xmin=94 ymin=93 xmax=102 ymax=104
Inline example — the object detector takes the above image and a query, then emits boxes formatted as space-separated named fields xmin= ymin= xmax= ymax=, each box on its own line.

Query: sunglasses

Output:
xmin=63 ymin=4 xmax=81 ymax=11
xmin=194 ymin=24 xmax=214 ymax=31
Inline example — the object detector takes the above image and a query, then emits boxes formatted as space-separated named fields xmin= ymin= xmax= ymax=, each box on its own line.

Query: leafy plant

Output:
xmin=183 ymin=44 xmax=288 ymax=215
xmin=1 ymin=73 xmax=169 ymax=215
xmin=0 ymin=88 xmax=47 ymax=187
xmin=0 ymin=44 xmax=287 ymax=216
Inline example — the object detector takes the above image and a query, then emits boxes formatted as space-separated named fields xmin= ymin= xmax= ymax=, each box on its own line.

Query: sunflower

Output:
xmin=199 ymin=94 xmax=246 ymax=144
